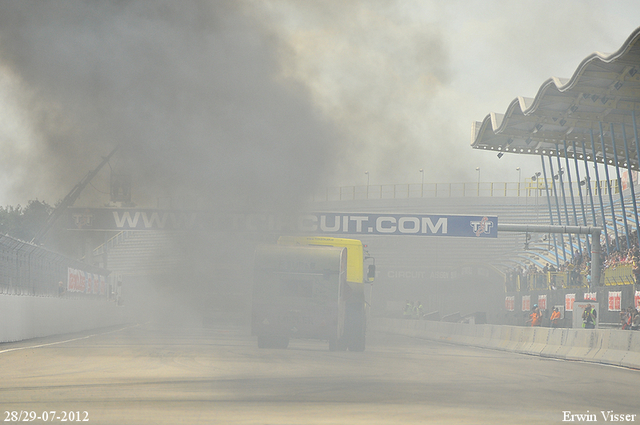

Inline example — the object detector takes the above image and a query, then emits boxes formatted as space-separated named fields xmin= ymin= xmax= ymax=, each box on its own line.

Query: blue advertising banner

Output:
xmin=67 ymin=208 xmax=498 ymax=238
xmin=298 ymin=213 xmax=498 ymax=238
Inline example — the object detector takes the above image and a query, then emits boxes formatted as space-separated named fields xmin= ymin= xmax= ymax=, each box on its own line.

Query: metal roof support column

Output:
xmin=591 ymin=227 xmax=602 ymax=288
xmin=541 ymin=155 xmax=560 ymax=266
xmin=590 ymin=129 xmax=610 ymax=256
xmin=621 ymin=122 xmax=640 ymax=250
xmin=633 ymin=110 xmax=640 ymax=249
xmin=556 ymin=149 xmax=574 ymax=263
xmin=610 ymin=123 xmax=631 ymax=250
xmin=581 ymin=141 xmax=599 ymax=228
xmin=548 ymin=154 xmax=567 ymax=263
xmin=574 ymin=141 xmax=591 ymax=255
xmin=599 ymin=122 xmax=620 ymax=252
xmin=564 ymin=140 xmax=582 ymax=255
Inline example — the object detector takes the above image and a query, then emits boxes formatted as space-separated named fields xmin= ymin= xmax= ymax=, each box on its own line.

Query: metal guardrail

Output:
xmin=93 ymin=231 xmax=129 ymax=257
xmin=507 ymin=271 xmax=588 ymax=292
xmin=312 ymin=179 xmax=619 ymax=201
xmin=506 ymin=264 xmax=636 ymax=292
xmin=0 ymin=233 xmax=109 ymax=298
xmin=604 ymin=264 xmax=636 ymax=286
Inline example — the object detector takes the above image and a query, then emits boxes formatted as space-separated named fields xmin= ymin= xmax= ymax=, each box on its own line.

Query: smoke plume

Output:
xmin=0 ymin=1 xmax=336 ymax=211
xmin=0 ymin=1 xmax=345 ymax=321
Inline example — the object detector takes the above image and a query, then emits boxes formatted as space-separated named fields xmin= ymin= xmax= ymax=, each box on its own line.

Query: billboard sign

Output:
xmin=505 ymin=296 xmax=515 ymax=311
xmin=608 ymin=291 xmax=622 ymax=312
xmin=522 ymin=295 xmax=530 ymax=312
xmin=538 ymin=294 xmax=547 ymax=310
xmin=67 ymin=208 xmax=498 ymax=238
xmin=565 ymin=293 xmax=575 ymax=312
xmin=297 ymin=213 xmax=497 ymax=237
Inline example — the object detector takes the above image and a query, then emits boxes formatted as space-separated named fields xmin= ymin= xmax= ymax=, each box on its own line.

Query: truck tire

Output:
xmin=258 ymin=334 xmax=269 ymax=348
xmin=329 ymin=339 xmax=337 ymax=351
xmin=329 ymin=337 xmax=348 ymax=351
xmin=346 ymin=303 xmax=366 ymax=352
xmin=348 ymin=331 xmax=365 ymax=352
xmin=276 ymin=336 xmax=290 ymax=349
xmin=257 ymin=334 xmax=289 ymax=349
xmin=257 ymin=334 xmax=270 ymax=348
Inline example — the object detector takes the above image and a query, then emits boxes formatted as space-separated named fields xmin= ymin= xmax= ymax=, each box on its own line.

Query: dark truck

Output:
xmin=252 ymin=237 xmax=374 ymax=351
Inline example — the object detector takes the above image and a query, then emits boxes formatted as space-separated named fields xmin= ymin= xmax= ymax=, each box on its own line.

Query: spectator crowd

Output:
xmin=506 ymin=235 xmax=640 ymax=291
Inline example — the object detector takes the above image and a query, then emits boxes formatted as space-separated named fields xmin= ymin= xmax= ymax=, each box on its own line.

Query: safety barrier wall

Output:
xmin=0 ymin=294 xmax=126 ymax=343
xmin=371 ymin=318 xmax=640 ymax=369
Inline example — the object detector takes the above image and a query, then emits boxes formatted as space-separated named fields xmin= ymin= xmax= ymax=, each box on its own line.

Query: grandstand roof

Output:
xmin=471 ymin=27 xmax=640 ymax=168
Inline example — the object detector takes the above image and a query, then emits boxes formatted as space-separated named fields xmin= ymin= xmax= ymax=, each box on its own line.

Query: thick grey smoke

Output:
xmin=2 ymin=1 xmax=639 ymax=322
xmin=0 ymin=1 xmax=336 ymax=211
xmin=249 ymin=0 xmax=640 ymax=185
xmin=2 ymin=1 xmax=639 ymax=198
xmin=0 ymin=1 xmax=343 ymax=321
xmin=253 ymin=1 xmax=452 ymax=186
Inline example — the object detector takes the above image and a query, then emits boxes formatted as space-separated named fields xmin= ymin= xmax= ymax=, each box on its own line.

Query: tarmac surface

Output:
xmin=0 ymin=322 xmax=638 ymax=424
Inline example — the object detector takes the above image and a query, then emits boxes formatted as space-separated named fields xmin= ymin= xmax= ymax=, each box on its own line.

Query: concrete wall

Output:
xmin=0 ymin=294 xmax=126 ymax=343
xmin=371 ymin=318 xmax=640 ymax=369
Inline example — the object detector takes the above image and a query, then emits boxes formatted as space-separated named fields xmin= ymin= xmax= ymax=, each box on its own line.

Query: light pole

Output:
xmin=532 ymin=172 xmax=542 ymax=219
xmin=476 ymin=167 xmax=480 ymax=196
xmin=365 ymin=171 xmax=369 ymax=198
xmin=516 ymin=167 xmax=521 ymax=196
xmin=419 ymin=168 xmax=424 ymax=197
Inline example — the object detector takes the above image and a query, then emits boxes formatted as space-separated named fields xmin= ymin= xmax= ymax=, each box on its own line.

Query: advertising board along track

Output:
xmin=67 ymin=208 xmax=498 ymax=238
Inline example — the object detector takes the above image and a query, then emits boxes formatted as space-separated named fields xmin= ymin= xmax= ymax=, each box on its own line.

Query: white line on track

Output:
xmin=0 ymin=323 xmax=140 ymax=355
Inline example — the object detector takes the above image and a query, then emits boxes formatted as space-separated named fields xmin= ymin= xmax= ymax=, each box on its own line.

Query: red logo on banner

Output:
xmin=584 ymin=292 xmax=597 ymax=301
xmin=505 ymin=296 xmax=515 ymax=311
xmin=67 ymin=267 xmax=106 ymax=295
xmin=608 ymin=291 xmax=622 ymax=311
xmin=538 ymin=295 xmax=547 ymax=310
xmin=565 ymin=294 xmax=575 ymax=312
xmin=522 ymin=295 xmax=530 ymax=311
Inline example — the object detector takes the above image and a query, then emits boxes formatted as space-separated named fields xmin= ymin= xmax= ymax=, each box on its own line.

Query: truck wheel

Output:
xmin=348 ymin=333 xmax=365 ymax=352
xmin=337 ymin=337 xmax=348 ymax=351
xmin=257 ymin=335 xmax=289 ymax=349
xmin=345 ymin=303 xmax=366 ymax=352
xmin=276 ymin=336 xmax=290 ymax=349
xmin=257 ymin=334 xmax=269 ymax=348
xmin=329 ymin=337 xmax=348 ymax=351
xmin=329 ymin=338 xmax=337 ymax=351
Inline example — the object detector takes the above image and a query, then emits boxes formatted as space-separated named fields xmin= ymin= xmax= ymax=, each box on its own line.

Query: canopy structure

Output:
xmin=472 ymin=27 xmax=640 ymax=167
xmin=471 ymin=26 xmax=640 ymax=278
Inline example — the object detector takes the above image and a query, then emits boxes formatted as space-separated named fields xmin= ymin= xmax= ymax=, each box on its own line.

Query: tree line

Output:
xmin=0 ymin=200 xmax=53 ymax=242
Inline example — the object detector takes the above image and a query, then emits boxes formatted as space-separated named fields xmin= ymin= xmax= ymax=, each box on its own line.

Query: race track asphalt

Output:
xmin=0 ymin=322 xmax=637 ymax=424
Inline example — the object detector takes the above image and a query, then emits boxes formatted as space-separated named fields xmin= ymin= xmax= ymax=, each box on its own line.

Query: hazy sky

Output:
xmin=251 ymin=0 xmax=640 ymax=187
xmin=0 ymin=1 xmax=638 ymax=207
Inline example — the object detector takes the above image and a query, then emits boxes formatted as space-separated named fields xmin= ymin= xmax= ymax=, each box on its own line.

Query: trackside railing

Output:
xmin=312 ymin=179 xmax=619 ymax=202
